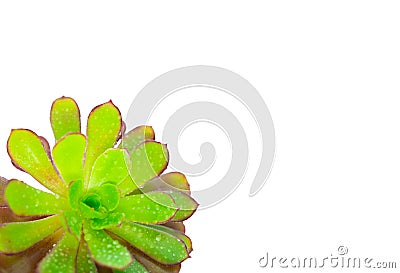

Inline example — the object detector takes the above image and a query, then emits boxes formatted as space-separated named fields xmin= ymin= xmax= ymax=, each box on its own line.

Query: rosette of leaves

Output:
xmin=0 ymin=97 xmax=198 ymax=273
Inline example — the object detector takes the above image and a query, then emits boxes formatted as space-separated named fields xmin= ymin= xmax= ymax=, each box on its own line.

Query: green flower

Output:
xmin=0 ymin=97 xmax=198 ymax=273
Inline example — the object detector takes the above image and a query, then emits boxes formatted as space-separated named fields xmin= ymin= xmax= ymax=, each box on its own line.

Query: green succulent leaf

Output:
xmin=149 ymin=225 xmax=192 ymax=253
xmin=83 ymin=101 xmax=122 ymax=186
xmin=53 ymin=133 xmax=86 ymax=184
xmin=38 ymin=232 xmax=79 ymax=273
xmin=129 ymin=247 xmax=181 ymax=273
xmin=108 ymin=222 xmax=189 ymax=265
xmin=0 ymin=229 xmax=63 ymax=273
xmin=83 ymin=223 xmax=132 ymax=269
xmin=69 ymin=180 xmax=84 ymax=209
xmin=120 ymin=141 xmax=169 ymax=195
xmin=79 ymin=201 xmax=106 ymax=220
xmin=3 ymin=97 xmax=197 ymax=272
xmin=135 ymin=172 xmax=191 ymax=195
xmin=0 ymin=215 xmax=62 ymax=254
xmin=96 ymin=183 xmax=120 ymax=211
xmin=90 ymin=212 xmax=123 ymax=230
xmin=0 ymin=206 xmax=38 ymax=224
xmin=113 ymin=260 xmax=148 ymax=273
xmin=130 ymin=141 xmax=169 ymax=186
xmin=5 ymin=179 xmax=68 ymax=216
xmin=119 ymin=126 xmax=155 ymax=153
xmin=76 ymin=239 xmax=98 ymax=273
xmin=168 ymin=191 xmax=198 ymax=222
xmin=160 ymin=172 xmax=190 ymax=192
xmin=7 ymin=129 xmax=67 ymax=196
xmin=115 ymin=192 xmax=177 ymax=224
xmin=63 ymin=210 xmax=83 ymax=238
xmin=50 ymin=97 xmax=81 ymax=141
xmin=88 ymin=148 xmax=131 ymax=189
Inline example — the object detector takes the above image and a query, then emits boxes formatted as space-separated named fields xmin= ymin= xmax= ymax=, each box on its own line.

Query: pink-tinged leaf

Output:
xmin=38 ymin=232 xmax=80 ymax=273
xmin=83 ymin=223 xmax=132 ymax=269
xmin=0 ymin=215 xmax=62 ymax=254
xmin=133 ymin=172 xmax=190 ymax=195
xmin=119 ymin=126 xmax=155 ymax=153
xmin=88 ymin=149 xmax=131 ymax=189
xmin=0 ymin=228 xmax=63 ymax=273
xmin=50 ymin=97 xmax=81 ymax=141
xmin=76 ymin=239 xmax=98 ymax=273
xmin=160 ymin=172 xmax=190 ymax=192
xmin=162 ymin=222 xmax=186 ymax=233
xmin=52 ymin=133 xmax=86 ymax=184
xmin=83 ymin=101 xmax=122 ymax=187
xmin=168 ymin=191 xmax=198 ymax=222
xmin=115 ymin=192 xmax=177 ymax=224
xmin=108 ymin=222 xmax=189 ymax=265
xmin=7 ymin=129 xmax=67 ymax=196
xmin=5 ymin=179 xmax=68 ymax=216
xmin=0 ymin=207 xmax=42 ymax=224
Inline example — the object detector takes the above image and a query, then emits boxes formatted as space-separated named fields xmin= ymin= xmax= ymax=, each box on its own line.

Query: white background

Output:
xmin=1 ymin=1 xmax=400 ymax=272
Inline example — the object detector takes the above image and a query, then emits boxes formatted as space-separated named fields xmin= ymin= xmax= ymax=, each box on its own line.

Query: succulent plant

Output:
xmin=0 ymin=97 xmax=198 ymax=273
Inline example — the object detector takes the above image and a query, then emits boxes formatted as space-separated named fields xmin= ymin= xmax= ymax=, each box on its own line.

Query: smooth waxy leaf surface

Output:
xmin=76 ymin=239 xmax=98 ymax=273
xmin=96 ymin=183 xmax=120 ymax=211
xmin=168 ymin=191 xmax=198 ymax=221
xmin=90 ymin=212 xmax=123 ymax=230
xmin=149 ymin=225 xmax=192 ymax=253
xmin=7 ymin=129 xmax=66 ymax=196
xmin=88 ymin=149 xmax=130 ymax=189
xmin=69 ymin=180 xmax=84 ymax=209
xmin=38 ymin=232 xmax=79 ymax=273
xmin=137 ymin=172 xmax=190 ymax=194
xmin=115 ymin=192 xmax=177 ymax=224
xmin=108 ymin=222 xmax=189 ymax=265
xmin=63 ymin=210 xmax=83 ymax=238
xmin=83 ymin=102 xmax=122 ymax=185
xmin=120 ymin=126 xmax=155 ymax=153
xmin=130 ymin=142 xmax=169 ymax=186
xmin=5 ymin=179 xmax=68 ymax=216
xmin=0 ymin=215 xmax=61 ymax=253
xmin=0 ymin=229 xmax=63 ymax=273
xmin=79 ymin=202 xmax=106 ymax=220
xmin=84 ymin=224 xmax=132 ymax=269
xmin=53 ymin=133 xmax=86 ymax=184
xmin=120 ymin=141 xmax=169 ymax=194
xmin=50 ymin=97 xmax=81 ymax=141
xmin=129 ymin=247 xmax=181 ymax=273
